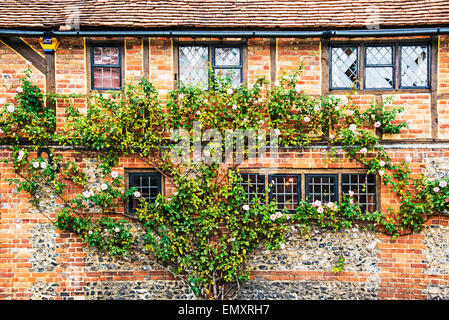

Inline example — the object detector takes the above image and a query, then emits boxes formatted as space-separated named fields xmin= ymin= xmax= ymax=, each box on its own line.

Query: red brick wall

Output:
xmin=1 ymin=35 xmax=449 ymax=300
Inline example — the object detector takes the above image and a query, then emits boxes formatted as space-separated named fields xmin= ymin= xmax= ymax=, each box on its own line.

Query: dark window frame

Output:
xmin=88 ymin=40 xmax=124 ymax=91
xmin=237 ymin=171 xmax=378 ymax=214
xmin=305 ymin=174 xmax=339 ymax=203
xmin=363 ymin=44 xmax=396 ymax=90
xmin=341 ymin=173 xmax=377 ymax=213
xmin=328 ymin=40 xmax=431 ymax=92
xmin=128 ymin=172 xmax=162 ymax=215
xmin=175 ymin=40 xmax=247 ymax=89
xmin=268 ymin=174 xmax=301 ymax=212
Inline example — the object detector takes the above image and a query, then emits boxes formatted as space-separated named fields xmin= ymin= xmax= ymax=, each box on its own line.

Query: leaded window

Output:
xmin=178 ymin=45 xmax=243 ymax=88
xmin=341 ymin=174 xmax=376 ymax=213
xmin=330 ymin=43 xmax=431 ymax=91
xmin=400 ymin=45 xmax=429 ymax=88
xmin=128 ymin=172 xmax=162 ymax=214
xmin=330 ymin=46 xmax=358 ymax=89
xmin=365 ymin=45 xmax=394 ymax=89
xmin=91 ymin=46 xmax=121 ymax=90
xmin=305 ymin=174 xmax=338 ymax=203
xmin=269 ymin=174 xmax=301 ymax=211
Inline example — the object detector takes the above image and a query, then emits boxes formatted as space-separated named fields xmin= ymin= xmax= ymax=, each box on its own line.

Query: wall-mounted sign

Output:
xmin=39 ymin=37 xmax=60 ymax=53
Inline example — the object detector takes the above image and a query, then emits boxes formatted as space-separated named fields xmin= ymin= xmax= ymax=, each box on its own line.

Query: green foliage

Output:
xmin=2 ymin=64 xmax=449 ymax=299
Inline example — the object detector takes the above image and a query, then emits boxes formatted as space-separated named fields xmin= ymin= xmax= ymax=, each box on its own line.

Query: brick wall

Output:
xmin=1 ymin=35 xmax=449 ymax=300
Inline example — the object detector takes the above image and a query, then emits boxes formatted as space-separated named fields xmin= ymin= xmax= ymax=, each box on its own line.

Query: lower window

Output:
xmin=128 ymin=172 xmax=162 ymax=214
xmin=238 ymin=172 xmax=377 ymax=213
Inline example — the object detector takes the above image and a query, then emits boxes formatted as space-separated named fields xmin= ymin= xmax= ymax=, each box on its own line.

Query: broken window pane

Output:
xmin=331 ymin=47 xmax=358 ymax=89
xmin=400 ymin=45 xmax=429 ymax=88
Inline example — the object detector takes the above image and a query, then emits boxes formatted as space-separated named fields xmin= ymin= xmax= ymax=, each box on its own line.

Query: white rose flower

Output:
xmin=100 ymin=183 xmax=108 ymax=191
xmin=313 ymin=105 xmax=320 ymax=112
xmin=227 ymin=88 xmax=233 ymax=94
xmin=274 ymin=80 xmax=280 ymax=86
xmin=303 ymin=116 xmax=311 ymax=123
xmin=89 ymin=190 xmax=95 ymax=197
xmin=379 ymin=160 xmax=386 ymax=167
xmin=114 ymin=227 xmax=120 ymax=233
xmin=111 ymin=171 xmax=119 ymax=178
xmin=275 ymin=212 xmax=282 ymax=219
xmin=374 ymin=121 xmax=381 ymax=128
xmin=313 ymin=200 xmax=322 ymax=207
xmin=280 ymin=243 xmax=286 ymax=249
xmin=270 ymin=214 xmax=277 ymax=221
xmin=258 ymin=120 xmax=265 ymax=125
xmin=348 ymin=190 xmax=354 ymax=197
xmin=203 ymin=150 xmax=211 ymax=157
xmin=274 ymin=129 xmax=281 ymax=135
xmin=434 ymin=187 xmax=440 ymax=193
xmin=317 ymin=206 xmax=324 ymax=213
xmin=134 ymin=191 xmax=141 ymax=198
xmin=349 ymin=124 xmax=357 ymax=133
xmin=242 ymin=204 xmax=250 ymax=211
xmin=196 ymin=110 xmax=201 ymax=116
xmin=40 ymin=162 xmax=47 ymax=169
xmin=232 ymin=104 xmax=238 ymax=110
xmin=439 ymin=181 xmax=447 ymax=188
xmin=6 ymin=105 xmax=14 ymax=113
xmin=83 ymin=190 xmax=91 ymax=198
xmin=32 ymin=162 xmax=39 ymax=168
xmin=378 ymin=170 xmax=385 ymax=176
xmin=360 ymin=147 xmax=367 ymax=154
xmin=16 ymin=87 xmax=23 ymax=93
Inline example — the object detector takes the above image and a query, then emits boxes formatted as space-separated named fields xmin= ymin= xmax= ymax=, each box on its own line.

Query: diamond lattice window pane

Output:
xmin=366 ymin=46 xmax=393 ymax=65
xmin=214 ymin=47 xmax=241 ymax=66
xmin=331 ymin=47 xmax=358 ymax=88
xmin=400 ymin=45 xmax=429 ymax=88
xmin=179 ymin=46 xmax=209 ymax=87
xmin=365 ymin=67 xmax=393 ymax=89
xmin=214 ymin=68 xmax=241 ymax=87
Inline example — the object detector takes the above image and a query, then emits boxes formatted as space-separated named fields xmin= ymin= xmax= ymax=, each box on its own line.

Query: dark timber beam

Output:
xmin=0 ymin=36 xmax=46 ymax=73
xmin=0 ymin=36 xmax=56 ymax=112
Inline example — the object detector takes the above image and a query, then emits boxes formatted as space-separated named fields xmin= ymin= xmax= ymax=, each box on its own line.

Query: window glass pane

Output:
xmin=93 ymin=47 xmax=120 ymax=66
xmin=129 ymin=173 xmax=161 ymax=213
xmin=179 ymin=46 xmax=209 ymax=88
xmin=365 ymin=67 xmax=393 ymax=89
xmin=93 ymin=67 xmax=120 ymax=89
xmin=331 ymin=47 xmax=358 ymax=89
xmin=306 ymin=175 xmax=337 ymax=203
xmin=270 ymin=175 xmax=299 ymax=211
xmin=238 ymin=173 xmax=265 ymax=204
xmin=214 ymin=47 xmax=241 ymax=66
xmin=341 ymin=174 xmax=376 ymax=213
xmin=214 ymin=68 xmax=241 ymax=87
xmin=366 ymin=46 xmax=392 ymax=65
xmin=400 ymin=45 xmax=429 ymax=88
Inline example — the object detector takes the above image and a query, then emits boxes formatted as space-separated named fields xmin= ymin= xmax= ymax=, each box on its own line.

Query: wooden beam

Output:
xmin=0 ymin=36 xmax=46 ymax=74
xmin=430 ymin=35 xmax=439 ymax=140
xmin=143 ymin=37 xmax=149 ymax=81
xmin=321 ymin=38 xmax=330 ymax=96
xmin=270 ymin=38 xmax=276 ymax=88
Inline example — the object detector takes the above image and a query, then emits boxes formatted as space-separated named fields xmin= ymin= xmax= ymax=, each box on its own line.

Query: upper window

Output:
xmin=91 ymin=45 xmax=122 ymax=90
xmin=178 ymin=45 xmax=243 ymax=88
xmin=128 ymin=172 xmax=162 ymax=214
xmin=330 ymin=43 xmax=430 ymax=90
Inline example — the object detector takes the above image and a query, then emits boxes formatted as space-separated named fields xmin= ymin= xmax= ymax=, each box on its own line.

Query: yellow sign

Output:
xmin=39 ymin=37 xmax=60 ymax=53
